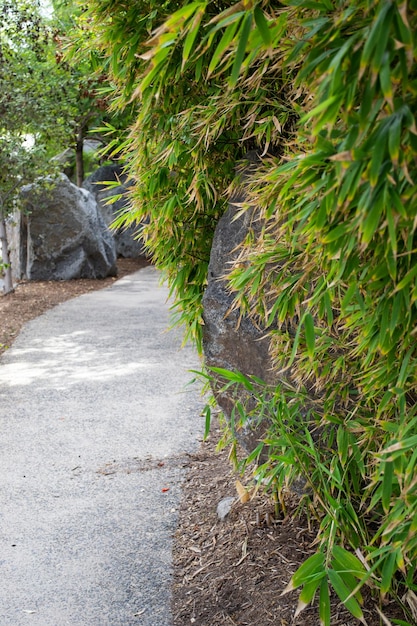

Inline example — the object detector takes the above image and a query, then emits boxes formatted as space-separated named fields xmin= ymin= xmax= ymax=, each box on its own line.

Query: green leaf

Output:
xmin=323 ymin=292 xmax=333 ymax=325
xmin=371 ymin=9 xmax=393 ymax=74
xmin=341 ymin=283 xmax=358 ymax=313
xmin=243 ymin=442 xmax=264 ymax=465
xmin=230 ymin=12 xmax=252 ymax=86
xmin=369 ymin=131 xmax=388 ymax=187
xmin=166 ymin=2 xmax=205 ymax=28
xmin=209 ymin=366 xmax=254 ymax=390
xmin=182 ymin=6 xmax=205 ymax=68
xmin=337 ymin=427 xmax=349 ymax=465
xmin=379 ymin=61 xmax=393 ymax=104
xmin=295 ymin=576 xmax=324 ymax=617
xmin=394 ymin=264 xmax=417 ymax=293
xmin=360 ymin=2 xmax=392 ymax=68
xmin=304 ymin=313 xmax=315 ymax=359
xmin=322 ymin=223 xmax=350 ymax=243
xmin=299 ymin=94 xmax=340 ymax=125
xmin=253 ymin=6 xmax=271 ymax=47
xmin=361 ymin=192 xmax=383 ymax=244
xmin=331 ymin=548 xmax=367 ymax=600
xmin=286 ymin=552 xmax=325 ymax=591
xmin=288 ymin=319 xmax=302 ymax=368
xmin=389 ymin=187 xmax=407 ymax=218
xmin=386 ymin=204 xmax=397 ymax=261
xmin=380 ymin=549 xmax=399 ymax=594
xmin=382 ymin=460 xmax=394 ymax=513
xmin=328 ymin=569 xmax=365 ymax=622
xmin=383 ymin=434 xmax=417 ymax=456
xmin=319 ymin=579 xmax=331 ymax=626
xmin=207 ymin=20 xmax=240 ymax=76
xmin=139 ymin=47 xmax=171 ymax=93
xmin=202 ymin=404 xmax=211 ymax=439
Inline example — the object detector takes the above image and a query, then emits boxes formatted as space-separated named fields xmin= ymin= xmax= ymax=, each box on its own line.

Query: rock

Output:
xmin=202 ymin=153 xmax=276 ymax=456
xmin=83 ymin=164 xmax=146 ymax=259
xmin=17 ymin=174 xmax=117 ymax=280
xmin=216 ymin=496 xmax=236 ymax=521
xmin=202 ymin=154 xmax=326 ymax=490
xmin=83 ymin=163 xmax=127 ymax=192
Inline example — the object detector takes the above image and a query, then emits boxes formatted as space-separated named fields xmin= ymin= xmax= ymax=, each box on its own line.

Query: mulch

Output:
xmin=172 ymin=422 xmax=408 ymax=626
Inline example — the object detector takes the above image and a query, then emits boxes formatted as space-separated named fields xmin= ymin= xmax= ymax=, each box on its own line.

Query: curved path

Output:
xmin=0 ymin=267 xmax=204 ymax=625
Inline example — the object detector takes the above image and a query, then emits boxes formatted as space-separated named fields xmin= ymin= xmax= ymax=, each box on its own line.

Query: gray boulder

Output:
xmin=202 ymin=155 xmax=324 ymax=488
xmin=83 ymin=164 xmax=146 ymax=259
xmin=202 ymin=153 xmax=276 ymax=455
xmin=18 ymin=174 xmax=117 ymax=280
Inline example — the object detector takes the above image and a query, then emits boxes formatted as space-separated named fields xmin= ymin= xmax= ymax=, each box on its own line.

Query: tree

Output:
xmin=0 ymin=0 xmax=70 ymax=294
xmin=83 ymin=1 xmax=417 ymax=621
xmin=51 ymin=0 xmax=136 ymax=186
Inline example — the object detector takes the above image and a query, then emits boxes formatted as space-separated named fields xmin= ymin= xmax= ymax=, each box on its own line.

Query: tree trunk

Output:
xmin=0 ymin=215 xmax=14 ymax=295
xmin=75 ymin=126 xmax=84 ymax=188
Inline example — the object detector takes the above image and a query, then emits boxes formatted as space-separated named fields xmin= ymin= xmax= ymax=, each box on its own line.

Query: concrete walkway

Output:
xmin=0 ymin=267 xmax=204 ymax=626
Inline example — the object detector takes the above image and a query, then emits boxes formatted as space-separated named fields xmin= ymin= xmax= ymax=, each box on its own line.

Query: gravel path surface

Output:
xmin=0 ymin=267 xmax=204 ymax=626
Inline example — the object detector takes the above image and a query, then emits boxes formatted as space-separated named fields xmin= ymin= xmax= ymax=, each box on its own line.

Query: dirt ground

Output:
xmin=0 ymin=259 xmax=410 ymax=626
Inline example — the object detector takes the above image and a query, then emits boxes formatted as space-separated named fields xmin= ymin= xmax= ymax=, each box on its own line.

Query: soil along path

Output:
xmin=0 ymin=266 xmax=204 ymax=626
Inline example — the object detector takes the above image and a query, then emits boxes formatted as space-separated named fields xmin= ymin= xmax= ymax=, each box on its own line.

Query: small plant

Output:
xmin=202 ymin=366 xmax=417 ymax=624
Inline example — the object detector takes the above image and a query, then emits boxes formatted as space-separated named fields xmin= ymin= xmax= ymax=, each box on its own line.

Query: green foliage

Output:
xmin=50 ymin=0 xmax=136 ymax=185
xmin=83 ymin=0 xmax=297 ymax=348
xmin=207 ymin=366 xmax=417 ymax=623
xmin=0 ymin=0 xmax=68 ymax=212
xmin=83 ymin=0 xmax=417 ymax=621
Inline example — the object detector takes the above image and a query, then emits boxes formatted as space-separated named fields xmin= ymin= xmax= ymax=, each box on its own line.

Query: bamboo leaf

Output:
xmin=319 ymin=578 xmax=331 ymax=626
xmin=209 ymin=366 xmax=254 ymax=390
xmin=380 ymin=549 xmax=399 ymax=594
xmin=394 ymin=265 xmax=417 ymax=293
xmin=207 ymin=2 xmax=245 ymax=26
xmin=182 ymin=6 xmax=205 ymax=68
xmin=322 ymin=223 xmax=350 ymax=243
xmin=203 ymin=404 xmax=211 ymax=439
xmin=283 ymin=553 xmax=325 ymax=593
xmin=382 ymin=461 xmax=394 ymax=513
xmin=386 ymin=205 xmax=397 ymax=261
xmin=299 ymin=95 xmax=340 ymax=125
xmin=288 ymin=318 xmax=303 ymax=368
xmin=341 ymin=283 xmax=358 ymax=313
xmin=304 ymin=312 xmax=315 ymax=359
xmin=137 ymin=47 xmax=170 ymax=94
xmin=253 ymin=6 xmax=271 ymax=47
xmin=379 ymin=61 xmax=393 ymax=107
xmin=370 ymin=9 xmax=393 ymax=73
xmin=337 ymin=427 xmax=349 ymax=465
xmin=166 ymin=1 xmax=205 ymax=28
xmin=295 ymin=576 xmax=324 ymax=617
xmin=230 ymin=12 xmax=252 ymax=86
xmin=383 ymin=434 xmax=417 ymax=455
xmin=361 ymin=192 xmax=383 ymax=244
xmin=332 ymin=546 xmax=367 ymax=578
xmin=369 ymin=131 xmax=388 ymax=187
xmin=207 ymin=20 xmax=240 ymax=76
xmin=328 ymin=569 xmax=365 ymax=622
xmin=360 ymin=2 xmax=392 ymax=69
